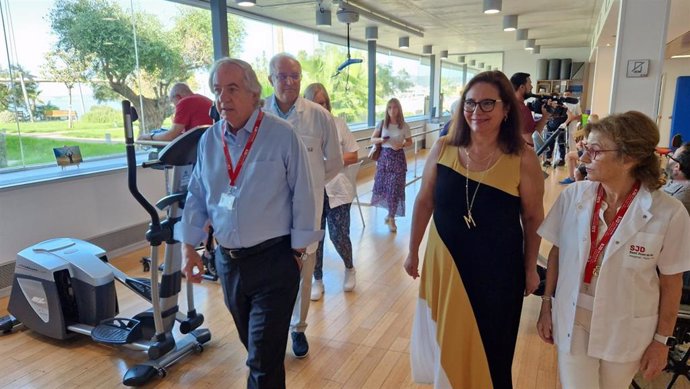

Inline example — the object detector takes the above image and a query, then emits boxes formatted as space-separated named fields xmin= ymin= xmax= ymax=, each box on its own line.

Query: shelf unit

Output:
xmin=536 ymin=79 xmax=584 ymax=98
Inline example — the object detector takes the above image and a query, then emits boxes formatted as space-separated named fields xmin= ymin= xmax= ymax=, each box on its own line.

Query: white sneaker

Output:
xmin=311 ymin=279 xmax=324 ymax=301
xmin=343 ymin=268 xmax=356 ymax=292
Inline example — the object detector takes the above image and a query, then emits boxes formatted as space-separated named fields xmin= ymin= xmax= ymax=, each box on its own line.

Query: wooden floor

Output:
xmin=0 ymin=153 xmax=686 ymax=388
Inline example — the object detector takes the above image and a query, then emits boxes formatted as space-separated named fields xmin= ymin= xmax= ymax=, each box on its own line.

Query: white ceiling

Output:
xmin=206 ymin=0 xmax=690 ymax=64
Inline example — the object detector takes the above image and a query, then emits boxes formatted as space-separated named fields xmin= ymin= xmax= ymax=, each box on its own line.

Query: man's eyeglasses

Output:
xmin=581 ymin=143 xmax=619 ymax=160
xmin=463 ymin=99 xmax=502 ymax=113
xmin=272 ymin=73 xmax=301 ymax=83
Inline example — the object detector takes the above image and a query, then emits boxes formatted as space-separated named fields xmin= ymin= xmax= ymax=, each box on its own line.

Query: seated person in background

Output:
xmin=138 ymin=82 xmax=213 ymax=142
xmin=560 ymin=114 xmax=599 ymax=184
xmin=663 ymin=142 xmax=690 ymax=214
xmin=439 ymin=99 xmax=459 ymax=137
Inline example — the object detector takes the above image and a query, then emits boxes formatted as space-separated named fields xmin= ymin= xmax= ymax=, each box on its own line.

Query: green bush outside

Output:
xmin=80 ymin=105 xmax=122 ymax=125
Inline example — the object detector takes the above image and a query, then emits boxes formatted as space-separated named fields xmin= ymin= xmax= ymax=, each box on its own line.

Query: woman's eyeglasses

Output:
xmin=581 ymin=143 xmax=619 ymax=160
xmin=463 ymin=99 xmax=502 ymax=113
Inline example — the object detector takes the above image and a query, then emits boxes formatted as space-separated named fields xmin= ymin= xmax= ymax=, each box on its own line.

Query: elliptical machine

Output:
xmin=0 ymin=100 xmax=211 ymax=386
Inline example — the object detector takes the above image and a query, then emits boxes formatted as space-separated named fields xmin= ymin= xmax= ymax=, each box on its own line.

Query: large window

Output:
xmin=0 ymin=0 xmax=433 ymax=181
xmin=440 ymin=61 xmax=465 ymax=116
xmin=0 ymin=0 xmax=232 ymax=173
xmin=375 ymin=51 xmax=429 ymax=121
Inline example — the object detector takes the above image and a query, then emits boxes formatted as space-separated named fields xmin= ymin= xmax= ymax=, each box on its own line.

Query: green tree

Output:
xmin=49 ymin=0 xmax=245 ymax=130
xmin=0 ymin=65 xmax=42 ymax=121
xmin=376 ymin=63 xmax=413 ymax=105
xmin=40 ymin=48 xmax=89 ymax=128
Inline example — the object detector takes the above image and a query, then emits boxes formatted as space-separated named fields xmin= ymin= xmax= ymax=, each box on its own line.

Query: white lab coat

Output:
xmin=539 ymin=180 xmax=690 ymax=363
xmin=325 ymin=116 xmax=359 ymax=209
xmin=264 ymin=96 xmax=343 ymax=252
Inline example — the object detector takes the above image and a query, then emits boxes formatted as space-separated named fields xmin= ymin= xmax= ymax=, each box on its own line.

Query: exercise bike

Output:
xmin=0 ymin=100 xmax=211 ymax=386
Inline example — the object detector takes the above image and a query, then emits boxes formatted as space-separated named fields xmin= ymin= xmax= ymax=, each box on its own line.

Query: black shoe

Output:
xmin=555 ymin=159 xmax=565 ymax=167
xmin=291 ymin=331 xmax=309 ymax=358
xmin=542 ymin=160 xmax=552 ymax=167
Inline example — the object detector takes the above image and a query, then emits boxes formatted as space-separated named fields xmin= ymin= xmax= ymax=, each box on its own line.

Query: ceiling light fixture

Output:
xmin=236 ymin=0 xmax=255 ymax=7
xmin=469 ymin=59 xmax=476 ymax=66
xmin=532 ymin=45 xmax=541 ymax=54
xmin=315 ymin=5 xmax=332 ymax=26
xmin=399 ymin=36 xmax=410 ymax=49
xmin=423 ymin=45 xmax=432 ymax=55
xmin=478 ymin=62 xmax=484 ymax=68
xmin=339 ymin=1 xmax=424 ymax=37
xmin=483 ymin=0 xmax=501 ymax=14
xmin=671 ymin=54 xmax=690 ymax=58
xmin=440 ymin=50 xmax=448 ymax=59
xmin=516 ymin=29 xmax=528 ymax=41
xmin=503 ymin=15 xmax=517 ymax=31
xmin=458 ymin=55 xmax=466 ymax=63
xmin=365 ymin=26 xmax=378 ymax=41
xmin=525 ymin=39 xmax=536 ymax=50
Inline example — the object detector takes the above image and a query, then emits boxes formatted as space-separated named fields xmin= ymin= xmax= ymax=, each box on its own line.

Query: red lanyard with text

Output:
xmin=584 ymin=180 xmax=641 ymax=284
xmin=221 ymin=111 xmax=264 ymax=187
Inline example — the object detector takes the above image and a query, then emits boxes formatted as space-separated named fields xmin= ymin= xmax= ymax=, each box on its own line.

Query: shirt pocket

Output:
xmin=300 ymin=134 xmax=321 ymax=155
xmin=622 ymin=232 xmax=663 ymax=269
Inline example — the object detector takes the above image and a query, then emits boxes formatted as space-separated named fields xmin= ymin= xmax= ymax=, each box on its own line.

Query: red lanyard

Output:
xmin=584 ymin=181 xmax=641 ymax=284
xmin=221 ymin=111 xmax=264 ymax=187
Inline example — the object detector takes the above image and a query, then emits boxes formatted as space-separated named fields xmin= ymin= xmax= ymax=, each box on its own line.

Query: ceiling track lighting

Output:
xmin=399 ymin=36 xmax=410 ymax=49
xmin=525 ymin=39 xmax=536 ymax=50
xmin=440 ymin=50 xmax=448 ymax=59
xmin=315 ymin=4 xmax=332 ymax=26
xmin=483 ymin=0 xmax=501 ymax=14
xmin=503 ymin=15 xmax=517 ymax=31
xmin=236 ymin=0 xmax=255 ymax=7
xmin=365 ymin=26 xmax=378 ymax=41
xmin=532 ymin=45 xmax=541 ymax=54
xmin=458 ymin=55 xmax=466 ymax=63
xmin=516 ymin=29 xmax=528 ymax=41
xmin=469 ymin=59 xmax=476 ymax=66
xmin=423 ymin=45 xmax=432 ymax=55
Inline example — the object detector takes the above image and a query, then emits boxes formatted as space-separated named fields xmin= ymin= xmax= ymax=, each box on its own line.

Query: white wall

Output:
xmin=0 ymin=168 xmax=166 ymax=265
xmin=658 ymin=57 xmax=690 ymax=144
xmin=590 ymin=46 xmax=615 ymax=117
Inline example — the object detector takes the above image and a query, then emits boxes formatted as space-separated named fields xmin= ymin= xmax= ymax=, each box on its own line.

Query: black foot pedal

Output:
xmin=92 ymin=318 xmax=142 ymax=344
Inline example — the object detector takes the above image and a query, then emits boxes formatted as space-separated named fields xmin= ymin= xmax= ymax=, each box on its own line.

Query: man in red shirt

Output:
xmin=138 ymin=82 xmax=213 ymax=141
xmin=510 ymin=72 xmax=550 ymax=147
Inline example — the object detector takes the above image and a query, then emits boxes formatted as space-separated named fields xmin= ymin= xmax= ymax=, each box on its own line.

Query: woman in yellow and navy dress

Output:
xmin=404 ymin=70 xmax=544 ymax=389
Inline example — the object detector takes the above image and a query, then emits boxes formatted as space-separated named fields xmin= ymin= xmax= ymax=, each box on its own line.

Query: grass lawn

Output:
xmin=0 ymin=119 xmax=173 ymax=168
xmin=2 ymin=134 xmax=125 ymax=167
xmin=0 ymin=118 xmax=173 ymax=140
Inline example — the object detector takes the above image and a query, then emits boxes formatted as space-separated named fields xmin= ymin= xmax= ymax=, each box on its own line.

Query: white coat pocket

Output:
xmin=623 ymin=232 xmax=663 ymax=269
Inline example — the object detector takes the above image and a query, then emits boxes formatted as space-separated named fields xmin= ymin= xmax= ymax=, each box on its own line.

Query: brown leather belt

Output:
xmin=220 ymin=235 xmax=290 ymax=260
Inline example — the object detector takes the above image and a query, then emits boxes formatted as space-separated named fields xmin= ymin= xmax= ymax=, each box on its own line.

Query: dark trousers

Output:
xmin=315 ymin=191 xmax=354 ymax=280
xmin=216 ymin=238 xmax=300 ymax=389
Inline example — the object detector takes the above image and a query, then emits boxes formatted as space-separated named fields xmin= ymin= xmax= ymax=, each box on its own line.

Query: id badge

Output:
xmin=219 ymin=186 xmax=238 ymax=210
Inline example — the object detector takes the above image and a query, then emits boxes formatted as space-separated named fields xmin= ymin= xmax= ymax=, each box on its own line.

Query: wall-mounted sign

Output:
xmin=627 ymin=59 xmax=650 ymax=77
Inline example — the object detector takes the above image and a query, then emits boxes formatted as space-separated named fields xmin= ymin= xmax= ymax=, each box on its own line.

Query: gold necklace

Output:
xmin=462 ymin=147 xmax=498 ymax=229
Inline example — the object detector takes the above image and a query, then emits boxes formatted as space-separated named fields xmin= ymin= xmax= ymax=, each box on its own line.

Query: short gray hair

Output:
xmin=208 ymin=58 xmax=262 ymax=107
xmin=169 ymin=82 xmax=193 ymax=100
xmin=269 ymin=52 xmax=301 ymax=76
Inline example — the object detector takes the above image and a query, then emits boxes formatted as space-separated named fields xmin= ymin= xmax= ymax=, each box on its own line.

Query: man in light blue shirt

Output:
xmin=178 ymin=58 xmax=321 ymax=389
xmin=264 ymin=53 xmax=343 ymax=359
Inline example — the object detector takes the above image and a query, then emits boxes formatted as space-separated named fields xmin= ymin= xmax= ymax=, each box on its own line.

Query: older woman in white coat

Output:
xmin=536 ymin=111 xmax=690 ymax=389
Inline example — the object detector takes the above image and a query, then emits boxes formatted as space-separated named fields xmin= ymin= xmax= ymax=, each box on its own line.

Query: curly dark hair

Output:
xmin=446 ymin=70 xmax=524 ymax=155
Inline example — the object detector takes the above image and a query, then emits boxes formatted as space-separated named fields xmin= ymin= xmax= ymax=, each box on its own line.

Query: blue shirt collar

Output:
xmin=272 ymin=96 xmax=296 ymax=120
